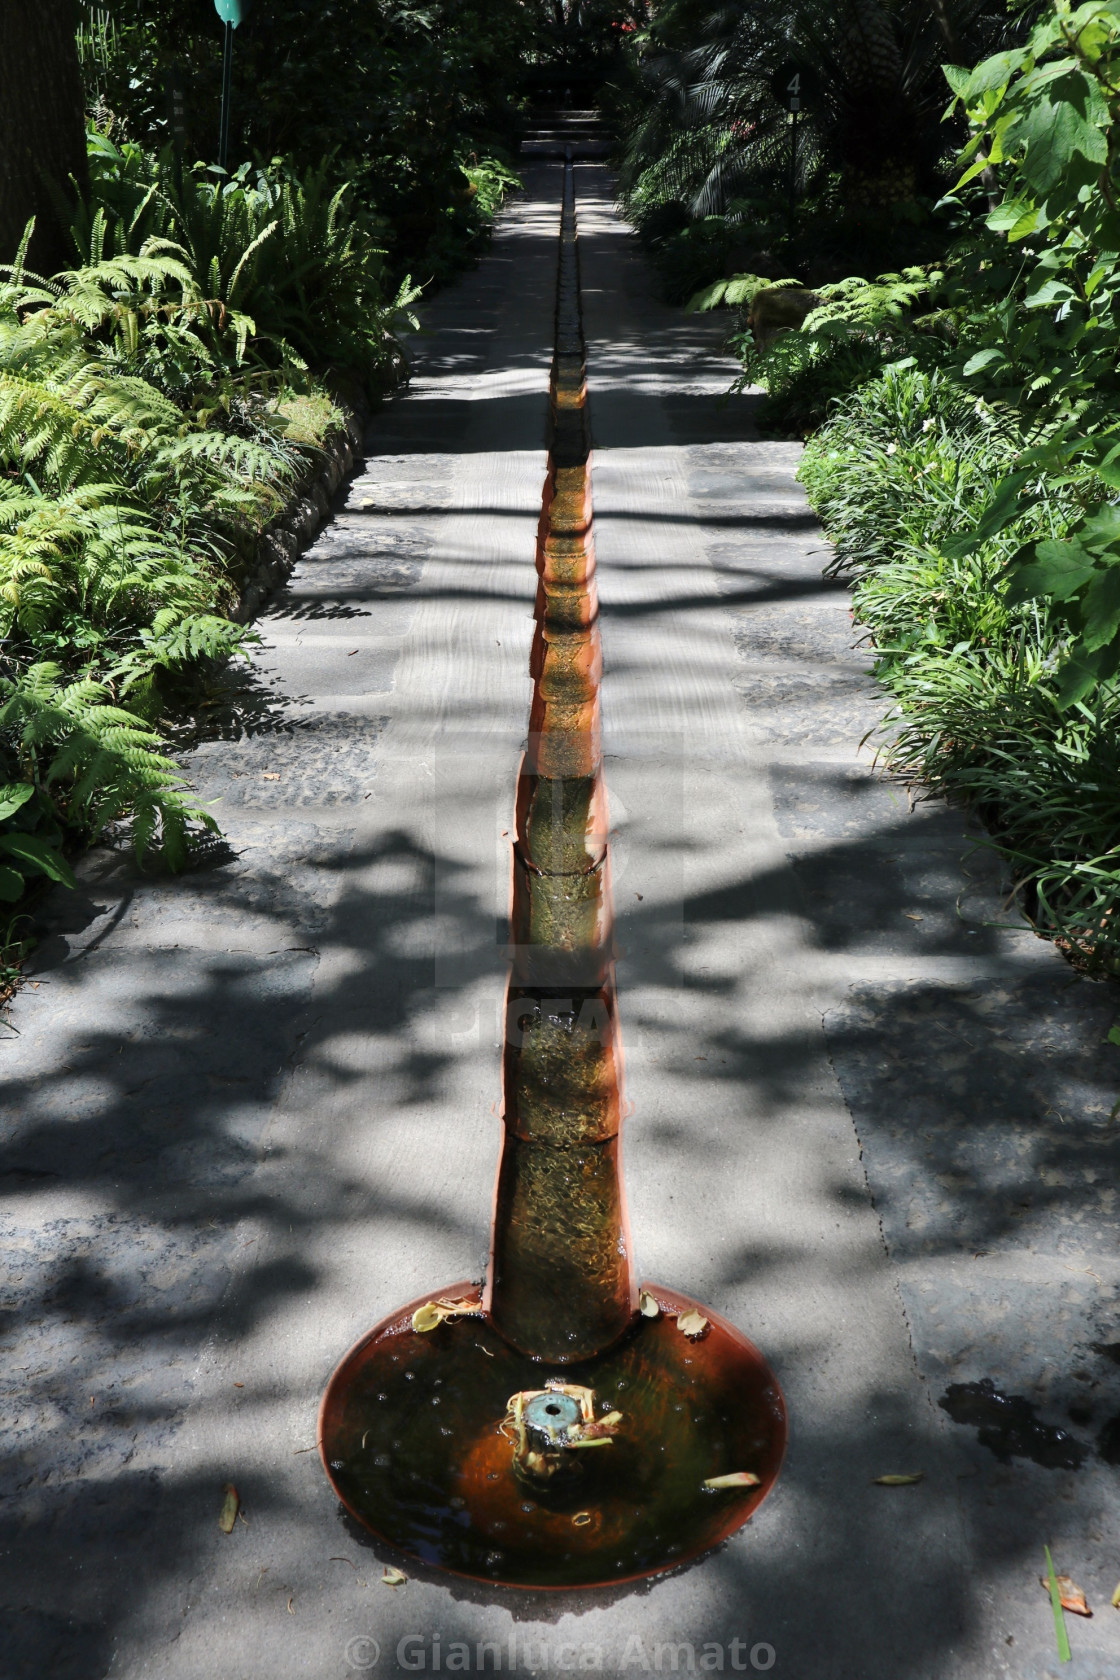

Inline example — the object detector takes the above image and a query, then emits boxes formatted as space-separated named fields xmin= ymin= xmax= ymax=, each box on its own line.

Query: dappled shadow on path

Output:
xmin=4 ymin=756 xmax=1120 ymax=1670
xmin=5 ymin=160 xmax=1120 ymax=1680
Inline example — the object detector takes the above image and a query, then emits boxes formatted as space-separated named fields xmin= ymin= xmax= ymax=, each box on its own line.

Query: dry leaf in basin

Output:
xmin=412 ymin=1302 xmax=445 ymax=1333
xmin=873 ymin=1473 xmax=924 ymax=1486
xmin=638 ymin=1290 xmax=660 ymax=1318
xmin=382 ymin=1567 xmax=407 ymax=1587
xmin=677 ymin=1310 xmax=709 ymax=1340
xmin=1039 ymin=1574 xmax=1091 ymax=1616
xmin=438 ymin=1296 xmax=481 ymax=1318
xmin=703 ymin=1472 xmax=761 ymax=1490
xmin=218 ymin=1484 xmax=239 ymax=1534
xmin=412 ymin=1297 xmax=479 ymax=1334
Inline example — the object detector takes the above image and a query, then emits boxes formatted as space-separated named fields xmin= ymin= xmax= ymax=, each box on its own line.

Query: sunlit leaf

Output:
xmin=0 ymin=783 xmax=34 ymax=823
xmin=873 ymin=1473 xmax=924 ymax=1486
xmin=703 ymin=1471 xmax=761 ymax=1489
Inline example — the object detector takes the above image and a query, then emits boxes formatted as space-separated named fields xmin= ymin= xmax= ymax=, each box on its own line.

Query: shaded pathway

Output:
xmin=1 ymin=159 xmax=1119 ymax=1680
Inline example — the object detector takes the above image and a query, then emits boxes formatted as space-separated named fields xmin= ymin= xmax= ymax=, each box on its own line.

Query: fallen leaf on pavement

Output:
xmin=262 ymin=773 xmax=281 ymax=781
xmin=703 ymin=1472 xmax=761 ymax=1490
xmin=382 ymin=1567 xmax=407 ymax=1587
xmin=1040 ymin=1574 xmax=1091 ymax=1616
xmin=873 ymin=1473 xmax=924 ymax=1486
xmin=218 ymin=1484 xmax=239 ymax=1533
xmin=1111 ymin=1581 xmax=1120 ymax=1610
xmin=677 ymin=1310 xmax=709 ymax=1340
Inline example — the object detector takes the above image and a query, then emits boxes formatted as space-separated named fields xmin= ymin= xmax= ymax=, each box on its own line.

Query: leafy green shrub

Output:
xmin=803 ymin=359 xmax=1120 ymax=971
xmin=732 ymin=270 xmax=953 ymax=434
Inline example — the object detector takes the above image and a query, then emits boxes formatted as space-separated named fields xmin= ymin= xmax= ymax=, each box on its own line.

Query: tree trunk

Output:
xmin=0 ymin=0 xmax=88 ymax=275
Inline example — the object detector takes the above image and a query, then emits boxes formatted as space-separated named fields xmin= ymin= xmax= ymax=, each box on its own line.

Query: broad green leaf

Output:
xmin=0 ymin=832 xmax=77 ymax=888
xmin=1080 ymin=563 xmax=1120 ymax=650
xmin=987 ymin=197 xmax=1038 ymax=234
xmin=1057 ymin=648 xmax=1106 ymax=708
xmin=962 ymin=347 xmax=1007 ymax=377
xmin=1025 ymin=278 xmax=1078 ymax=307
xmin=0 ymin=865 xmax=24 ymax=902
xmin=1007 ymin=542 xmax=1097 ymax=603
xmin=1095 ymin=444 xmax=1120 ymax=490
xmin=1077 ymin=503 xmax=1120 ymax=548
xmin=953 ymin=155 xmax=992 ymax=193
xmin=961 ymin=49 xmax=1028 ymax=105
xmin=0 ymin=783 xmax=35 ymax=823
xmin=1012 ymin=90 xmax=1108 ymax=196
xmin=1009 ymin=204 xmax=1044 ymax=241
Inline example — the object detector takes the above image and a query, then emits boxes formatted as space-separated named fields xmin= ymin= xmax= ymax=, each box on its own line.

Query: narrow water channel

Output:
xmin=489 ymin=158 xmax=634 ymax=1363
xmin=319 ymin=162 xmax=786 ymax=1590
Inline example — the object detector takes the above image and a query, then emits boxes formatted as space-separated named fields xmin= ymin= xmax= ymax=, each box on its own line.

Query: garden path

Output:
xmin=2 ymin=159 xmax=1120 ymax=1680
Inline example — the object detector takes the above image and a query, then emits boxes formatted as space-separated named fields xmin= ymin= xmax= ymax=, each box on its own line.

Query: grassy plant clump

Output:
xmin=802 ymin=365 xmax=1120 ymax=971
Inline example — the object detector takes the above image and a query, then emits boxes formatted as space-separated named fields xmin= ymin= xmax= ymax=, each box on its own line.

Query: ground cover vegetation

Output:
xmin=623 ymin=0 xmax=1120 ymax=973
xmin=0 ymin=2 xmax=540 ymax=975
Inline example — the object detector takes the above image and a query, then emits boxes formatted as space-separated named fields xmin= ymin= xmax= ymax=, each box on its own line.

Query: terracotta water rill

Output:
xmin=319 ymin=161 xmax=787 ymax=1590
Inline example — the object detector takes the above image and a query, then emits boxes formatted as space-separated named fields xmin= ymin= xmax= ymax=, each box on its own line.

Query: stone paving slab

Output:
xmin=2 ymin=161 xmax=1120 ymax=1680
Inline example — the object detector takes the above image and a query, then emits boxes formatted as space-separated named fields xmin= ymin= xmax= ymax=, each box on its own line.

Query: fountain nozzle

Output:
xmin=502 ymin=1382 xmax=622 ymax=1486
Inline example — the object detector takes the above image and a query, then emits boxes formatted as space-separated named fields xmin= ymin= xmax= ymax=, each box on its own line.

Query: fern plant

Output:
xmin=69 ymin=138 xmax=421 ymax=392
xmin=0 ymin=125 xmax=424 ymax=908
xmin=0 ymin=231 xmax=307 ymax=885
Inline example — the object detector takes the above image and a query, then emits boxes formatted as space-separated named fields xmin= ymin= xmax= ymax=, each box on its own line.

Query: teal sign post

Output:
xmin=214 ymin=0 xmax=253 ymax=169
